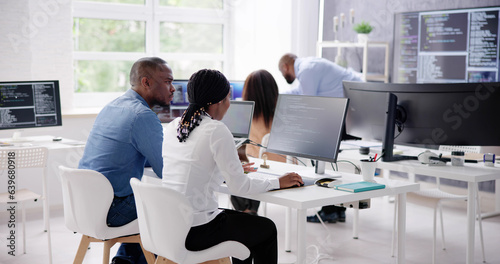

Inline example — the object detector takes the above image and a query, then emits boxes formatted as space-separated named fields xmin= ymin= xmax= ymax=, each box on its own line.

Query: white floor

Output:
xmin=1 ymin=180 xmax=500 ymax=264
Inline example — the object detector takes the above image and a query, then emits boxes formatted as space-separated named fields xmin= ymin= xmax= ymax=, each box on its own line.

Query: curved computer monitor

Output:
xmin=0 ymin=80 xmax=62 ymax=140
xmin=344 ymin=81 xmax=500 ymax=161
xmin=266 ymin=94 xmax=349 ymax=177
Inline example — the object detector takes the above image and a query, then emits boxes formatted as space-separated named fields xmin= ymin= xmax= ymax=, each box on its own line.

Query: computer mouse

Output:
xmin=315 ymin=178 xmax=341 ymax=188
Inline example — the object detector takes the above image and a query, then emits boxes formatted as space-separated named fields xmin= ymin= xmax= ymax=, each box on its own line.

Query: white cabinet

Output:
xmin=316 ymin=41 xmax=390 ymax=83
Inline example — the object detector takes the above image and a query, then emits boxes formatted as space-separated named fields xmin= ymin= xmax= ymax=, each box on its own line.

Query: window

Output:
xmin=73 ymin=0 xmax=229 ymax=106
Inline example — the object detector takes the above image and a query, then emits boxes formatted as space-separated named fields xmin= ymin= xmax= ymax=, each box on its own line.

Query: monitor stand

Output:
xmin=297 ymin=160 xmax=342 ymax=179
xmin=8 ymin=130 xmax=33 ymax=143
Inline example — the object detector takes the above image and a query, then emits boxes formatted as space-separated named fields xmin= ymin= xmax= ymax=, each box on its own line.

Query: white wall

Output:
xmin=0 ymin=0 xmax=74 ymax=112
xmin=229 ymin=0 xmax=319 ymax=92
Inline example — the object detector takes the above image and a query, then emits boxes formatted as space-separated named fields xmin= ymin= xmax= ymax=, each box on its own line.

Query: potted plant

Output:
xmin=353 ymin=21 xmax=373 ymax=43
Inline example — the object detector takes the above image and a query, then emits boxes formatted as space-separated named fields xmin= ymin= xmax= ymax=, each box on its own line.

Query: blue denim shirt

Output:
xmin=79 ymin=89 xmax=163 ymax=197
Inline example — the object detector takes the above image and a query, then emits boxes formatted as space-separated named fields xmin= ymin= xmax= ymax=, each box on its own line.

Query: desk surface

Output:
xmin=339 ymin=141 xmax=500 ymax=183
xmin=0 ymin=135 xmax=86 ymax=150
xmin=217 ymin=158 xmax=419 ymax=209
xmin=143 ymin=157 xmax=420 ymax=208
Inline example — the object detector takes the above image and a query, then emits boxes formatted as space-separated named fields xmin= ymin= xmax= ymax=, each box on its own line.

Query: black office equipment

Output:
xmin=343 ymin=81 xmax=500 ymax=161
xmin=0 ymin=80 xmax=62 ymax=140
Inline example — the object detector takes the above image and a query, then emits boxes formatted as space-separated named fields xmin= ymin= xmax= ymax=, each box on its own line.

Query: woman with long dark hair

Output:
xmin=231 ymin=69 xmax=287 ymax=215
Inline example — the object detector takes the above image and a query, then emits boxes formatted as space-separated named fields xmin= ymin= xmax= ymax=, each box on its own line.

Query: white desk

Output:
xmin=217 ymin=158 xmax=419 ymax=263
xmin=0 ymin=136 xmax=86 ymax=228
xmin=339 ymin=144 xmax=500 ymax=264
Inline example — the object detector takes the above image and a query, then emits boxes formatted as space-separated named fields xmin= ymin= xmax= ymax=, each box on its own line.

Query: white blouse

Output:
xmin=162 ymin=116 xmax=280 ymax=226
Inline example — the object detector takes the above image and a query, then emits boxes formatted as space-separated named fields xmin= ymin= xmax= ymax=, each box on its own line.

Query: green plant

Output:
xmin=353 ymin=21 xmax=373 ymax=34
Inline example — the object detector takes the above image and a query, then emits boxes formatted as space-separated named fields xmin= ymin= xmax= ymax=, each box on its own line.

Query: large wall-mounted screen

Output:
xmin=393 ymin=6 xmax=500 ymax=83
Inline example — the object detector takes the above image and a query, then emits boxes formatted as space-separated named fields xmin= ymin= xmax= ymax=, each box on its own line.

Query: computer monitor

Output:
xmin=266 ymin=94 xmax=349 ymax=178
xmin=229 ymin=81 xmax=245 ymax=100
xmin=171 ymin=79 xmax=189 ymax=106
xmin=393 ymin=6 xmax=500 ymax=83
xmin=0 ymin=80 xmax=62 ymax=140
xmin=153 ymin=79 xmax=246 ymax=123
xmin=343 ymin=81 xmax=500 ymax=161
xmin=220 ymin=101 xmax=254 ymax=138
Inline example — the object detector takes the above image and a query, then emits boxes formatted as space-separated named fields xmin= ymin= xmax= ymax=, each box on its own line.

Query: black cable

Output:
xmin=330 ymin=162 xmax=338 ymax=172
xmin=394 ymin=122 xmax=404 ymax=140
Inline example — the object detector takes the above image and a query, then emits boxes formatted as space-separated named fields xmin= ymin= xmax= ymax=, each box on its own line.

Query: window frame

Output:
xmin=72 ymin=0 xmax=231 ymax=107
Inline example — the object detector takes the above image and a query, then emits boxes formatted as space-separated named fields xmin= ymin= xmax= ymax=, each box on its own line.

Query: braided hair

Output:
xmin=177 ymin=69 xmax=230 ymax=142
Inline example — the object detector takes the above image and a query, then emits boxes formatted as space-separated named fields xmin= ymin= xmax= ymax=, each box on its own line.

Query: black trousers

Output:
xmin=185 ymin=209 xmax=277 ymax=264
xmin=231 ymin=195 xmax=260 ymax=212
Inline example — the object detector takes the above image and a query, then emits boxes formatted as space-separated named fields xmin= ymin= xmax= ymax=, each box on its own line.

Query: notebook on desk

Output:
xmin=220 ymin=101 xmax=255 ymax=149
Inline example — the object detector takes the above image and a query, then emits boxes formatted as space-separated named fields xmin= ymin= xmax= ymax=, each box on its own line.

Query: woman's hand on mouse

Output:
xmin=278 ymin=172 xmax=304 ymax=188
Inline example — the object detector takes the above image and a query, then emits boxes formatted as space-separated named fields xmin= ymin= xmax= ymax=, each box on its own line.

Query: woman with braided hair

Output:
xmin=162 ymin=69 xmax=303 ymax=264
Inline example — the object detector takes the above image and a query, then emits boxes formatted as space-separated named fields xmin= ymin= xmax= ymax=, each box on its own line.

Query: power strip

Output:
xmin=439 ymin=145 xmax=481 ymax=153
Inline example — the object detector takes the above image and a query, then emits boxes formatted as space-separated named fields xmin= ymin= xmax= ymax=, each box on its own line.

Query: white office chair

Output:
xmin=58 ymin=166 xmax=154 ymax=264
xmin=0 ymin=147 xmax=52 ymax=263
xmin=130 ymin=178 xmax=250 ymax=264
xmin=391 ymin=177 xmax=486 ymax=264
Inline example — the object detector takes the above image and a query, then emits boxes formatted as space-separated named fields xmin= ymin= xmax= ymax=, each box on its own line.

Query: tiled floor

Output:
xmin=1 ymin=179 xmax=500 ymax=264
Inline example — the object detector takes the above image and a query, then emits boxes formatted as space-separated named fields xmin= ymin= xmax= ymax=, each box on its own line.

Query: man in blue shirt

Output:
xmin=278 ymin=53 xmax=363 ymax=97
xmin=79 ymin=57 xmax=175 ymax=264
xmin=278 ymin=53 xmax=363 ymax=224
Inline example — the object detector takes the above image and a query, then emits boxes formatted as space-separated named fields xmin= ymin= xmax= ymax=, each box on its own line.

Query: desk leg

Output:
xmin=285 ymin=207 xmax=292 ymax=252
xmin=382 ymin=169 xmax=393 ymax=203
xmin=396 ymin=193 xmax=406 ymax=264
xmin=42 ymin=167 xmax=49 ymax=231
xmin=297 ymin=209 xmax=307 ymax=264
xmin=481 ymin=179 xmax=500 ymax=219
xmin=353 ymin=207 xmax=359 ymax=239
xmin=43 ymin=167 xmax=53 ymax=264
xmin=466 ymin=182 xmax=476 ymax=264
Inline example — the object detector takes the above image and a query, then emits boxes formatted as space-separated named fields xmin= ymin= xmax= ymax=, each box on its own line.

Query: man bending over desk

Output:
xmin=78 ymin=57 xmax=175 ymax=264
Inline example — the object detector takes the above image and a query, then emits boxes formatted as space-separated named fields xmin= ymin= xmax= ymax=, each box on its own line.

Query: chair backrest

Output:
xmin=0 ymin=147 xmax=48 ymax=169
xmin=58 ymin=166 xmax=117 ymax=239
xmin=258 ymin=133 xmax=270 ymax=159
xmin=130 ymin=178 xmax=193 ymax=263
